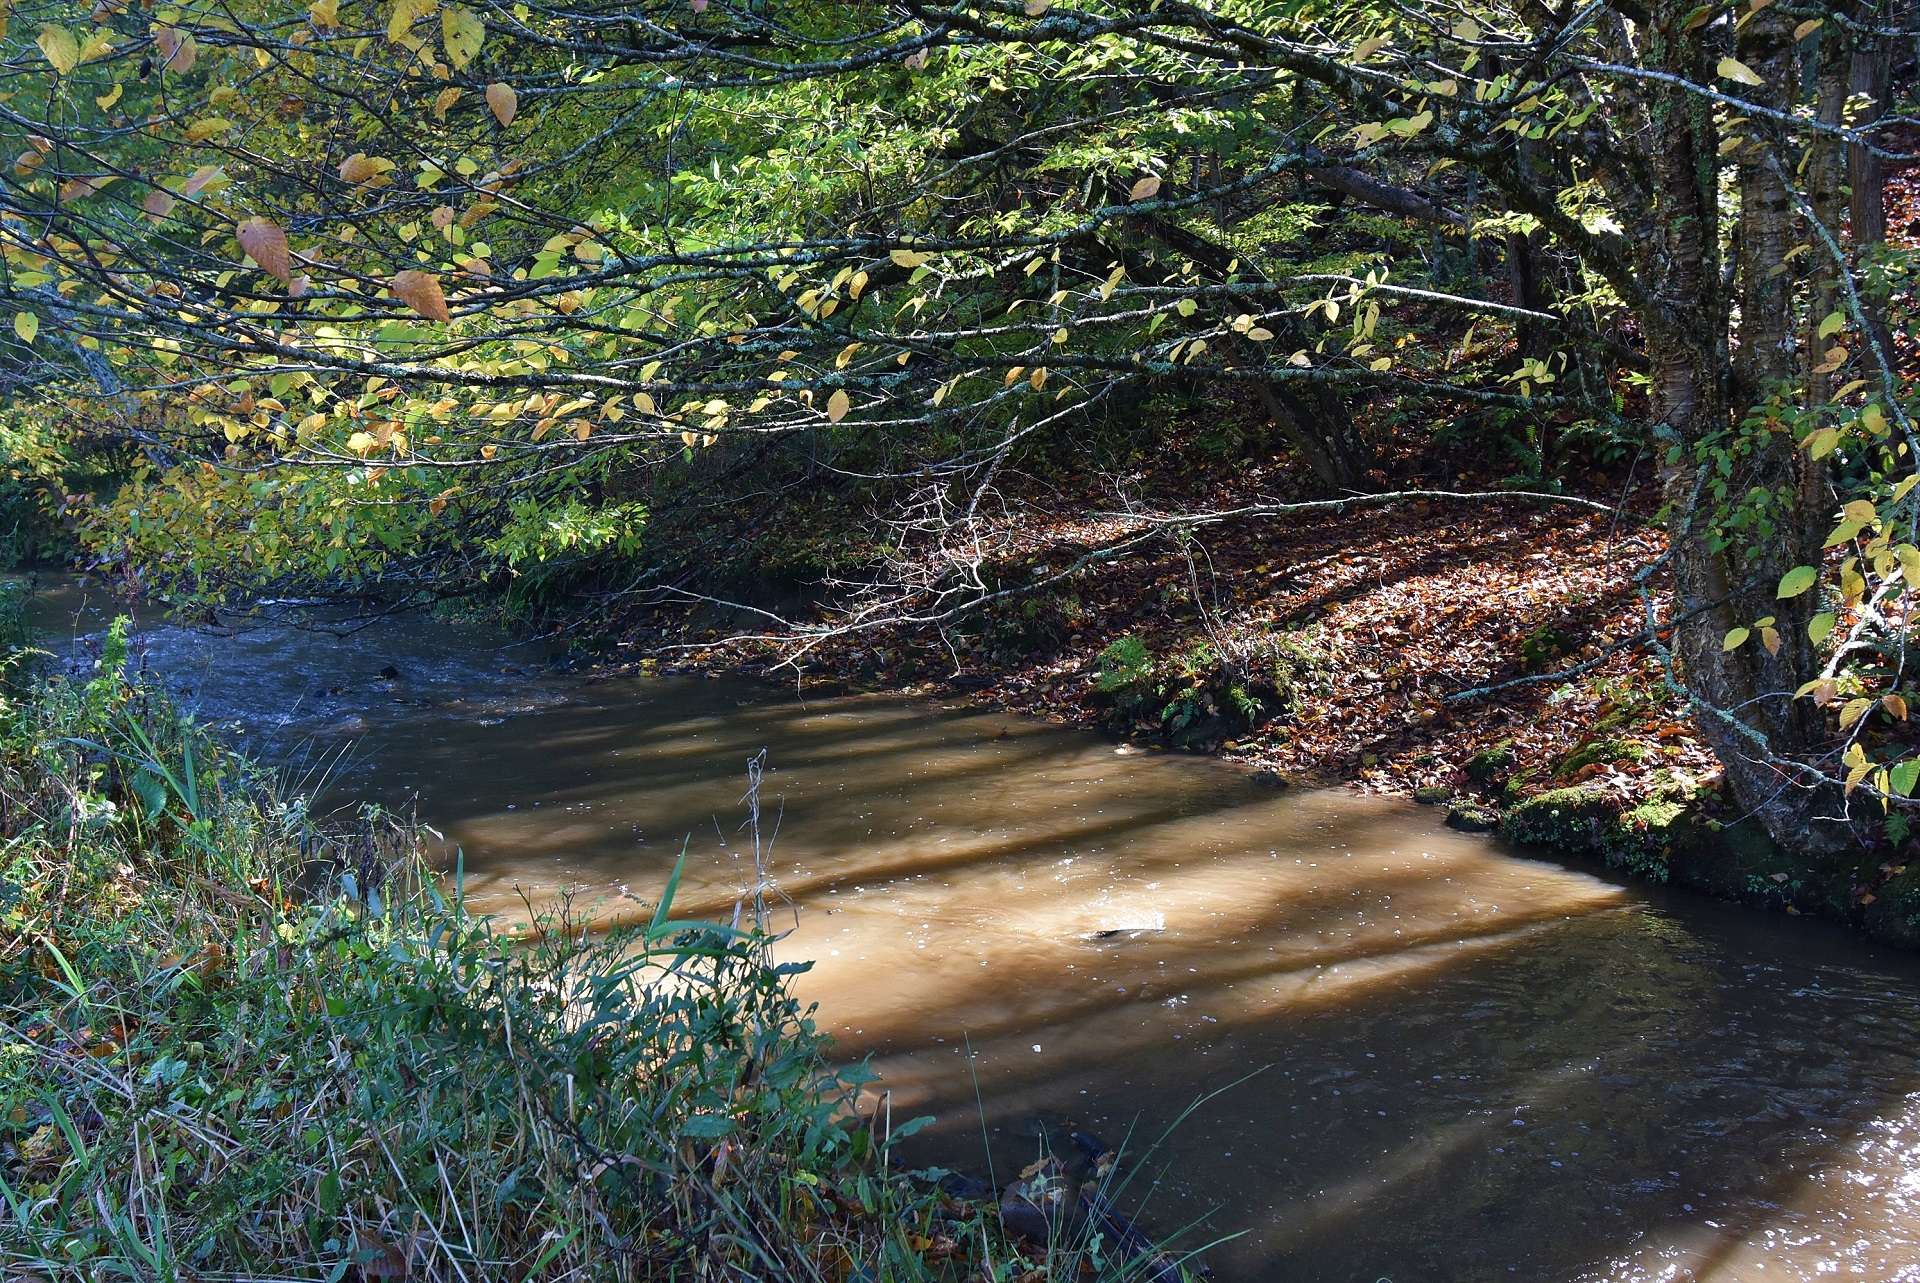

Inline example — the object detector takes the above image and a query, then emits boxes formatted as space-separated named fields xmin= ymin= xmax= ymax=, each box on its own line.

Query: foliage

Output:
xmin=1095 ymin=628 xmax=1326 ymax=751
xmin=0 ymin=0 xmax=1911 ymax=854
xmin=0 ymin=648 xmax=1191 ymax=1281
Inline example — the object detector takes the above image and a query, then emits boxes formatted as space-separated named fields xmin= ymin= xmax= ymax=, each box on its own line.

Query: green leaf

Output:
xmin=649 ymin=843 xmax=687 ymax=936
xmin=1722 ymin=626 xmax=1750 ymax=651
xmin=1892 ymin=760 xmax=1920 ymax=798
xmin=14 ymin=313 xmax=38 ymax=343
xmin=1808 ymin=611 xmax=1835 ymax=644
xmin=1777 ymin=566 xmax=1818 ymax=598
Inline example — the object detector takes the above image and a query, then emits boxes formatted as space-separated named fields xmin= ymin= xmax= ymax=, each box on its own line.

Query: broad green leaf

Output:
xmin=1777 ymin=566 xmax=1818 ymax=598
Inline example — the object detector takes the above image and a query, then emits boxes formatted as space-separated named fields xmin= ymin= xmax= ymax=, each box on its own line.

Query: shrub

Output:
xmin=1094 ymin=628 xmax=1327 ymax=750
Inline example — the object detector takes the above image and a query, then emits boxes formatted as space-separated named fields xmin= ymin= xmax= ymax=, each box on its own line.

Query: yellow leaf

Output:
xmin=338 ymin=153 xmax=391 ymax=184
xmin=37 ymin=25 xmax=79 ymax=74
xmin=1128 ymin=174 xmax=1161 ymax=201
xmin=185 ymin=117 xmax=233 ymax=142
xmin=310 ymin=0 xmax=339 ymax=27
xmin=485 ymin=82 xmax=517 ymax=127
xmin=1717 ymin=56 xmax=1765 ymax=87
xmin=13 ymin=312 xmax=36 ymax=343
xmin=387 ymin=0 xmax=437 ymax=44
xmin=1793 ymin=18 xmax=1822 ymax=40
xmin=889 ymin=248 xmax=930 ymax=269
xmin=1023 ymin=0 xmax=1048 ymax=14
xmin=441 ymin=5 xmax=483 ymax=68
xmin=1352 ymin=33 xmax=1389 ymax=62
xmin=95 ymin=82 xmax=123 ymax=110
xmin=826 ymin=388 xmax=850 ymax=423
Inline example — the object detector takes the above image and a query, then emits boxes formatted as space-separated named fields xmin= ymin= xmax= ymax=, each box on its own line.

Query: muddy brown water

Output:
xmin=24 ymin=576 xmax=1920 ymax=1282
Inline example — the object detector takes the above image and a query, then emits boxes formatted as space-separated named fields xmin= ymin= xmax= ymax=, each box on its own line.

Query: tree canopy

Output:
xmin=0 ymin=0 xmax=1916 ymax=855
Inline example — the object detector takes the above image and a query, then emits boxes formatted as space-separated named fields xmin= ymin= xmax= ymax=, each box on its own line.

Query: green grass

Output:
xmin=0 ymin=627 xmax=1201 ymax=1282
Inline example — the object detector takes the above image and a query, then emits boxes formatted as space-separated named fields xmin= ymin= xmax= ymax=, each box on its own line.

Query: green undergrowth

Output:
xmin=1094 ymin=627 xmax=1329 ymax=751
xmin=0 ymin=623 xmax=1199 ymax=1281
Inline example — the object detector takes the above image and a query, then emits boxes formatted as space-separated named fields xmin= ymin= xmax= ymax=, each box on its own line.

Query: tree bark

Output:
xmin=1640 ymin=2 xmax=1855 ymax=857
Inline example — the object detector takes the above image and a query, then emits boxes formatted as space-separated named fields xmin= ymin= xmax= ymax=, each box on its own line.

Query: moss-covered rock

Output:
xmin=1446 ymin=801 xmax=1500 ymax=832
xmin=1500 ymin=784 xmax=1615 ymax=849
xmin=1465 ymin=739 xmax=1515 ymax=786
xmin=1553 ymin=737 xmax=1651 ymax=779
xmin=1863 ymin=864 xmax=1920 ymax=950
xmin=1413 ymin=784 xmax=1451 ymax=805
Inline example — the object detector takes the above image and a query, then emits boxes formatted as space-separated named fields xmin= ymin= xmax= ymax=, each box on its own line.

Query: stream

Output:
xmin=24 ymin=576 xmax=1920 ymax=1282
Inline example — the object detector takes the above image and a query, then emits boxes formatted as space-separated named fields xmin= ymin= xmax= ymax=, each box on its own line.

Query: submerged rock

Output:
xmin=1446 ymin=802 xmax=1500 ymax=832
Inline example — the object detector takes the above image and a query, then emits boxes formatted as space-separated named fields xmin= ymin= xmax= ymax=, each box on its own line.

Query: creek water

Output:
xmin=24 ymin=576 xmax=1920 ymax=1282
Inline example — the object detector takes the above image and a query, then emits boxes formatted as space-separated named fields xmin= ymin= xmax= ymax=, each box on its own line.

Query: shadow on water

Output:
xmin=24 ymin=575 xmax=1920 ymax=1282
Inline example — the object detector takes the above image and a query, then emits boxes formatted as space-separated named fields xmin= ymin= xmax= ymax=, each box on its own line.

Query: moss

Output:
xmin=1500 ymin=785 xmax=1681 ymax=880
xmin=1501 ymin=784 xmax=1615 ymax=848
xmin=1554 ymin=737 xmax=1651 ymax=779
xmin=1864 ymin=864 xmax=1920 ymax=949
xmin=1446 ymin=801 xmax=1500 ymax=832
xmin=1413 ymin=784 xmax=1451 ymax=805
xmin=1465 ymin=739 xmax=1515 ymax=786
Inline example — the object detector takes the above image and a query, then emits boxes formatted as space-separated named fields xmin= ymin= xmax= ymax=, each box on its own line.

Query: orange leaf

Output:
xmin=337 ymin=152 xmax=384 ymax=184
xmin=391 ymin=269 xmax=451 ymax=322
xmin=236 ymin=216 xmax=291 ymax=282
xmin=485 ymin=81 xmax=517 ymax=127
xmin=154 ymin=26 xmax=197 ymax=74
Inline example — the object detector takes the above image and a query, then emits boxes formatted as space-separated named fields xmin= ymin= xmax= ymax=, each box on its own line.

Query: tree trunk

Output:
xmin=1251 ymin=378 xmax=1371 ymax=493
xmin=1643 ymin=2 xmax=1856 ymax=857
xmin=1847 ymin=0 xmax=1897 ymax=365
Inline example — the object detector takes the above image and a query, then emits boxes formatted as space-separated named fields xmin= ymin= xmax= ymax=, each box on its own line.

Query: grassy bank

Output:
xmin=0 ymin=615 xmax=1195 ymax=1281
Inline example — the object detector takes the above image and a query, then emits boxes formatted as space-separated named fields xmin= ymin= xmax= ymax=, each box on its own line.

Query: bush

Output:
xmin=0 ymin=642 xmax=1196 ymax=1282
xmin=1094 ymin=628 xmax=1327 ymax=750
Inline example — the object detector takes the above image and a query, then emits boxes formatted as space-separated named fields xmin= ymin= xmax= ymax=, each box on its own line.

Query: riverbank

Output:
xmin=608 ymin=469 xmax=1920 ymax=952
xmin=0 ymin=619 xmax=1193 ymax=1281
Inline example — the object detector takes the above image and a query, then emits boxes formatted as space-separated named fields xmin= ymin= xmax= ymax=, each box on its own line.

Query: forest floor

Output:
xmin=625 ymin=425 xmax=1711 ymax=825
